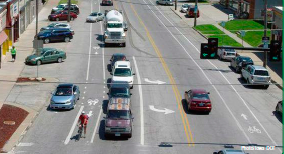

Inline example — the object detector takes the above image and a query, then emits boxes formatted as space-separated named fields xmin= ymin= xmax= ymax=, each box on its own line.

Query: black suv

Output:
xmin=63 ymin=5 xmax=80 ymax=15
xmin=37 ymin=28 xmax=74 ymax=44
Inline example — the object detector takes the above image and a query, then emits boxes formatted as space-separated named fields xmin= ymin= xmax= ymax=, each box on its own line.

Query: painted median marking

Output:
xmin=149 ymin=105 xmax=174 ymax=114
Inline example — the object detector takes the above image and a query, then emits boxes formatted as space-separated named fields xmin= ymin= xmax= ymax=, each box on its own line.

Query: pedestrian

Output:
xmin=10 ymin=46 xmax=17 ymax=62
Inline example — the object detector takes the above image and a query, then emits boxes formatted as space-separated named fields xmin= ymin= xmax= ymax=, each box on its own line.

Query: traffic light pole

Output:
xmin=194 ymin=0 xmax=197 ymax=27
xmin=67 ymin=0 xmax=71 ymax=22
xmin=263 ymin=0 xmax=268 ymax=67
xmin=175 ymin=0 xmax=177 ymax=10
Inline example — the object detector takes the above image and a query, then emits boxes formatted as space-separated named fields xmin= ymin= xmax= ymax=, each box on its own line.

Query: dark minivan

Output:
xmin=37 ymin=28 xmax=74 ymax=44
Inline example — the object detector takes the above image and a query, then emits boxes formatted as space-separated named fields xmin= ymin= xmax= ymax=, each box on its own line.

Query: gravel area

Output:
xmin=0 ymin=104 xmax=28 ymax=152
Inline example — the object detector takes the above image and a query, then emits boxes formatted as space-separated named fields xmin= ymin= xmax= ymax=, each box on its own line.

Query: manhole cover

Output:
xmin=3 ymin=121 xmax=15 ymax=125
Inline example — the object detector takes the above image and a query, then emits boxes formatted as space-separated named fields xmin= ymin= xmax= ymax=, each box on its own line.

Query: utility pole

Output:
xmin=194 ymin=0 xmax=198 ymax=27
xmin=36 ymin=0 xmax=39 ymax=78
xmin=67 ymin=0 xmax=71 ymax=22
xmin=175 ymin=0 xmax=177 ymax=10
xmin=263 ymin=0 xmax=267 ymax=67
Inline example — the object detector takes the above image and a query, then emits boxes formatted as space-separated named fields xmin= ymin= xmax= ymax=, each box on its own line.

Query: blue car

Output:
xmin=50 ymin=84 xmax=80 ymax=110
xmin=37 ymin=28 xmax=73 ymax=44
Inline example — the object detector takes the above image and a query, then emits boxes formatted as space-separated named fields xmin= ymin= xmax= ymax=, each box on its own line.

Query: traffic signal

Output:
xmin=200 ymin=43 xmax=209 ymax=59
xmin=269 ymin=40 xmax=281 ymax=61
xmin=208 ymin=38 xmax=218 ymax=59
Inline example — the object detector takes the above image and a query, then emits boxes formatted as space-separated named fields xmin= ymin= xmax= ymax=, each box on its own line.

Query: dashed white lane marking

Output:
xmin=64 ymin=106 xmax=84 ymax=145
xmin=82 ymin=97 xmax=85 ymax=100
xmin=103 ymin=96 xmax=105 ymax=99
xmin=103 ymin=91 xmax=105 ymax=93
xmin=85 ymin=87 xmax=87 ymax=89
xmin=90 ymin=108 xmax=102 ymax=143
xmin=84 ymin=91 xmax=86 ymax=94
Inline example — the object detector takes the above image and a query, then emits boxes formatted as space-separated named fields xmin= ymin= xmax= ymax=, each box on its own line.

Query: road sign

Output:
xmin=262 ymin=37 xmax=270 ymax=48
xmin=221 ymin=21 xmax=226 ymax=27
xmin=240 ymin=30 xmax=245 ymax=37
xmin=228 ymin=14 xmax=234 ymax=21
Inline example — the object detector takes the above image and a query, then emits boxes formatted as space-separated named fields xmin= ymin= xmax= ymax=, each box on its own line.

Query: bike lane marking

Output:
xmin=64 ymin=106 xmax=84 ymax=145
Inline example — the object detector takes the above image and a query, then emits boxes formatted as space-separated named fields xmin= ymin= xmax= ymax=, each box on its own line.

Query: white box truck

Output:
xmin=104 ymin=10 xmax=126 ymax=47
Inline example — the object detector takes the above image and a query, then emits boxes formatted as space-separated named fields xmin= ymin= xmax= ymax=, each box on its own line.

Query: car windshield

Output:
xmin=108 ymin=110 xmax=130 ymax=119
xmin=53 ymin=11 xmax=62 ymax=14
xmin=192 ymin=93 xmax=209 ymax=100
xmin=114 ymin=68 xmax=131 ymax=76
xmin=57 ymin=5 xmax=65 ymax=8
xmin=110 ymin=88 xmax=129 ymax=97
xmin=254 ymin=70 xmax=269 ymax=76
xmin=241 ymin=57 xmax=253 ymax=62
xmin=114 ymin=55 xmax=126 ymax=61
xmin=107 ymin=23 xmax=123 ymax=28
xmin=182 ymin=4 xmax=188 ymax=8
xmin=55 ymin=88 xmax=72 ymax=96
xmin=225 ymin=49 xmax=235 ymax=52
xmin=90 ymin=13 xmax=98 ymax=16
xmin=47 ymin=23 xmax=57 ymax=27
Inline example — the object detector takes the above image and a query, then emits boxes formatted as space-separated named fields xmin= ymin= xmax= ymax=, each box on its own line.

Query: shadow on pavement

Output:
xmin=212 ymin=4 xmax=235 ymax=15
xmin=272 ymin=111 xmax=282 ymax=124
xmin=102 ymin=100 xmax=108 ymax=114
xmin=181 ymin=99 xmax=189 ymax=114
xmin=46 ymin=105 xmax=71 ymax=112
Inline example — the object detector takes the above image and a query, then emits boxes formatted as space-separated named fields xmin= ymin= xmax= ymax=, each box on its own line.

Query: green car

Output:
xmin=25 ymin=48 xmax=66 ymax=65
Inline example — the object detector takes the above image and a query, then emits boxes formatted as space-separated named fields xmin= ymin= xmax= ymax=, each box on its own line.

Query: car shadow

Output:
xmin=46 ymin=105 xmax=71 ymax=112
xmin=272 ymin=111 xmax=282 ymax=123
xmin=95 ymin=34 xmax=104 ymax=42
xmin=102 ymin=100 xmax=109 ymax=114
xmin=228 ymin=65 xmax=238 ymax=73
xmin=107 ymin=64 xmax=112 ymax=72
xmin=70 ymin=130 xmax=81 ymax=142
xmin=25 ymin=61 xmax=64 ymax=66
xmin=181 ymin=99 xmax=189 ymax=114
xmin=237 ymin=78 xmax=268 ymax=89
xmin=107 ymin=78 xmax=112 ymax=89
xmin=203 ymin=68 xmax=232 ymax=73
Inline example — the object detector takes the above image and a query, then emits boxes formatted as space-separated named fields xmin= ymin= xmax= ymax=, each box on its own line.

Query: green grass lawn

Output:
xmin=238 ymin=31 xmax=271 ymax=47
xmin=221 ymin=20 xmax=264 ymax=32
xmin=59 ymin=0 xmax=78 ymax=4
xmin=195 ymin=24 xmax=224 ymax=34
xmin=208 ymin=35 xmax=243 ymax=47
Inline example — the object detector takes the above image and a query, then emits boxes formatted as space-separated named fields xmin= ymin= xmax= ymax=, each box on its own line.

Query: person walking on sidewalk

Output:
xmin=10 ymin=46 xmax=17 ymax=62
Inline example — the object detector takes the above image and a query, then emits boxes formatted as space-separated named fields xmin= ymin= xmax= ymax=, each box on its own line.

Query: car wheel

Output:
xmin=165 ymin=2 xmax=168 ymax=5
xmin=56 ymin=18 xmax=59 ymax=21
xmin=71 ymin=17 xmax=74 ymax=21
xmin=104 ymin=133 xmax=110 ymax=139
xmin=44 ymin=38 xmax=50 ymax=44
xmin=240 ymin=73 xmax=244 ymax=79
xmin=64 ymin=37 xmax=70 ymax=42
xmin=130 ymin=85 xmax=133 ymax=89
xmin=236 ymin=67 xmax=240 ymax=73
xmin=36 ymin=60 xmax=42 ymax=65
xmin=57 ymin=57 xmax=63 ymax=63
xmin=263 ymin=85 xmax=269 ymax=89
xmin=128 ymin=132 xmax=132 ymax=138
xmin=276 ymin=104 xmax=279 ymax=113
xmin=122 ymin=42 xmax=126 ymax=47
xmin=246 ymin=78 xmax=250 ymax=86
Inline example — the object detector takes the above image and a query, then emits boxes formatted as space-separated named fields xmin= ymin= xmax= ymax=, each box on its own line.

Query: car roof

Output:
xmin=110 ymin=81 xmax=130 ymax=88
xmin=223 ymin=149 xmax=245 ymax=154
xmin=113 ymin=53 xmax=126 ymax=56
xmin=109 ymin=97 xmax=130 ymax=105
xmin=57 ymin=83 xmax=74 ymax=88
xmin=114 ymin=61 xmax=130 ymax=68
xmin=191 ymin=89 xmax=208 ymax=94
xmin=51 ymin=28 xmax=70 ymax=31
xmin=108 ymin=102 xmax=130 ymax=111
xmin=250 ymin=65 xmax=267 ymax=70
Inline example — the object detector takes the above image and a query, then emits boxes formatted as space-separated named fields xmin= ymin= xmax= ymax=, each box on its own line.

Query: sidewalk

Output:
xmin=170 ymin=3 xmax=282 ymax=89
xmin=0 ymin=0 xmax=60 ymax=152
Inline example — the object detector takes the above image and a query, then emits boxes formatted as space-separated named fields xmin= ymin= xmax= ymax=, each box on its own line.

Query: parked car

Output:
xmin=40 ymin=23 xmax=71 ymax=31
xmin=187 ymin=5 xmax=199 ymax=18
xmin=102 ymin=0 xmax=113 ymax=6
xmin=49 ymin=84 xmax=80 ymax=110
xmin=37 ymin=28 xmax=74 ymax=44
xmin=51 ymin=4 xmax=79 ymax=14
xmin=180 ymin=4 xmax=189 ymax=13
xmin=104 ymin=103 xmax=133 ymax=138
xmin=217 ymin=46 xmax=237 ymax=60
xmin=63 ymin=5 xmax=80 ymax=15
xmin=109 ymin=53 xmax=127 ymax=69
xmin=241 ymin=65 xmax=271 ymax=89
xmin=276 ymin=101 xmax=282 ymax=115
xmin=230 ymin=56 xmax=254 ymax=73
xmin=111 ymin=61 xmax=135 ymax=89
xmin=107 ymin=81 xmax=132 ymax=99
xmin=157 ymin=0 xmax=173 ymax=6
xmin=184 ymin=89 xmax=211 ymax=114
xmin=213 ymin=149 xmax=246 ymax=154
xmin=48 ymin=11 xmax=77 ymax=21
xmin=25 ymin=48 xmax=66 ymax=65
xmin=86 ymin=12 xmax=104 ymax=22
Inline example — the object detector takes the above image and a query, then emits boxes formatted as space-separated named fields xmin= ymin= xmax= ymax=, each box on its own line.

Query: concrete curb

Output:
xmin=1 ymin=102 xmax=37 ymax=153
xmin=170 ymin=7 xmax=182 ymax=19
xmin=192 ymin=27 xmax=208 ymax=40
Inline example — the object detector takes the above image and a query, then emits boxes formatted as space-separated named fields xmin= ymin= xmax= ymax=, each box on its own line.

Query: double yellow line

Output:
xmin=128 ymin=0 xmax=194 ymax=146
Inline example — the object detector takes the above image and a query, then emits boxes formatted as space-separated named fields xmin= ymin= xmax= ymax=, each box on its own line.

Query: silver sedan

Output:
xmin=49 ymin=84 xmax=80 ymax=110
xmin=86 ymin=12 xmax=104 ymax=22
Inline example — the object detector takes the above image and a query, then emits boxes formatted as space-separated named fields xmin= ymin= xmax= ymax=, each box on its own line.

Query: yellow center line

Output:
xmin=128 ymin=1 xmax=194 ymax=146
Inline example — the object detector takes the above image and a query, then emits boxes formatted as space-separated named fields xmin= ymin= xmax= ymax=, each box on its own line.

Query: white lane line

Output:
xmin=64 ymin=106 xmax=84 ymax=145
xmin=86 ymin=1 xmax=93 ymax=81
xmin=147 ymin=0 xmax=281 ymax=150
xmin=90 ymin=108 xmax=102 ymax=143
xmin=133 ymin=56 xmax=145 ymax=145
xmin=144 ymin=0 xmax=251 ymax=143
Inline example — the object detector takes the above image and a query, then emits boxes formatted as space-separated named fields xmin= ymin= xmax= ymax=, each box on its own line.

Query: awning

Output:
xmin=0 ymin=31 xmax=8 ymax=45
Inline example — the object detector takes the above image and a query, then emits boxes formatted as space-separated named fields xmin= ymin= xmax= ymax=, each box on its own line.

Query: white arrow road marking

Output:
xmin=87 ymin=111 xmax=93 ymax=117
xmin=149 ymin=105 xmax=174 ymax=114
xmin=64 ymin=106 xmax=84 ymax=144
xmin=144 ymin=78 xmax=166 ymax=84
xmin=241 ymin=114 xmax=247 ymax=120
xmin=93 ymin=46 xmax=100 ymax=50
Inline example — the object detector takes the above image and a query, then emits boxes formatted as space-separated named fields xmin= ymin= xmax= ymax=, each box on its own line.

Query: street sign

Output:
xmin=262 ymin=37 xmax=270 ymax=48
xmin=221 ymin=21 xmax=226 ymax=27
xmin=240 ymin=30 xmax=245 ymax=37
xmin=228 ymin=14 xmax=234 ymax=21
xmin=194 ymin=5 xmax=198 ymax=14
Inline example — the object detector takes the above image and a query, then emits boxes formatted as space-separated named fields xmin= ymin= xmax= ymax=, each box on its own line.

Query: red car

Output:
xmin=187 ymin=6 xmax=199 ymax=18
xmin=48 ymin=11 xmax=77 ymax=21
xmin=184 ymin=89 xmax=211 ymax=114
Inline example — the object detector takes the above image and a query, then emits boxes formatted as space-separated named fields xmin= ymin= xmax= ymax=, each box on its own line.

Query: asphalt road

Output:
xmin=13 ymin=0 xmax=282 ymax=153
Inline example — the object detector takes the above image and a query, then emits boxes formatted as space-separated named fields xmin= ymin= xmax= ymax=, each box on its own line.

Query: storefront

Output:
xmin=0 ymin=4 xmax=8 ymax=67
xmin=19 ymin=0 xmax=25 ymax=34
xmin=11 ymin=0 xmax=19 ymax=42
